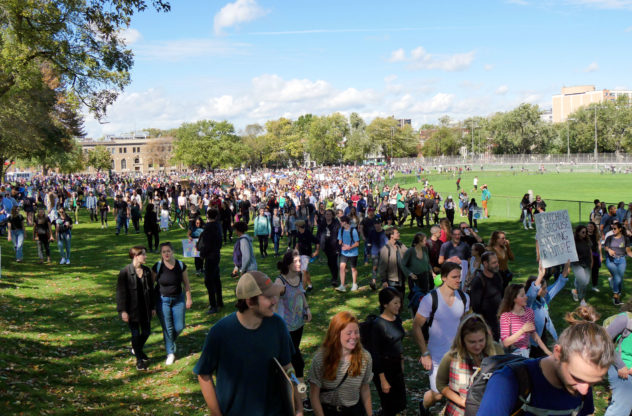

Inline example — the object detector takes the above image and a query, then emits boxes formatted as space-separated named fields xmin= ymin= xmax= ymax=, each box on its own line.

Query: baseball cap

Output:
xmin=236 ymin=271 xmax=284 ymax=299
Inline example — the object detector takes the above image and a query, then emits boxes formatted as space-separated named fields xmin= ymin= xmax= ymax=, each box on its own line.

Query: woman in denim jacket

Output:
xmin=525 ymin=260 xmax=570 ymax=357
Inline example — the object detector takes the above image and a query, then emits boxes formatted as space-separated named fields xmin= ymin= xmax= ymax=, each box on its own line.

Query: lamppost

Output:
xmin=471 ymin=120 xmax=477 ymax=163
xmin=567 ymin=118 xmax=575 ymax=161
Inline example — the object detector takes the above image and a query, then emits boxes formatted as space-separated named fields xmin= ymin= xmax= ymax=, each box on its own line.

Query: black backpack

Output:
xmin=359 ymin=314 xmax=378 ymax=358
xmin=421 ymin=288 xmax=467 ymax=342
xmin=464 ymin=354 xmax=584 ymax=416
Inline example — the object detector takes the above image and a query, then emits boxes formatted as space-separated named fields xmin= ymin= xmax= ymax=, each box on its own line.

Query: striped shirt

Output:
xmin=500 ymin=307 xmax=535 ymax=350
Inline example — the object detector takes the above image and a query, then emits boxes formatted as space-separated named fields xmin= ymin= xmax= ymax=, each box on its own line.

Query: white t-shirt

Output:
xmin=417 ymin=289 xmax=470 ymax=363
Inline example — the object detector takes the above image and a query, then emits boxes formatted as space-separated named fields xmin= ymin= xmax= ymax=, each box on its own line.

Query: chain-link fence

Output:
xmin=393 ymin=153 xmax=632 ymax=172
xmin=486 ymin=195 xmax=615 ymax=223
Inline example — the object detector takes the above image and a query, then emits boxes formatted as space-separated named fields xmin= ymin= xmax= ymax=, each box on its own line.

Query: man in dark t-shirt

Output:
xmin=469 ymin=251 xmax=504 ymax=340
xmin=194 ymin=271 xmax=302 ymax=416
xmin=114 ymin=195 xmax=129 ymax=235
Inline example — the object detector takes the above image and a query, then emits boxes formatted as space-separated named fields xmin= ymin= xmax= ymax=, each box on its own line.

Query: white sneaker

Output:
xmin=65 ymin=259 xmax=70 ymax=265
xmin=592 ymin=287 xmax=600 ymax=293
xmin=59 ymin=258 xmax=66 ymax=265
xmin=166 ymin=354 xmax=175 ymax=365
xmin=335 ymin=285 xmax=346 ymax=292
xmin=351 ymin=283 xmax=359 ymax=291
xmin=571 ymin=289 xmax=579 ymax=302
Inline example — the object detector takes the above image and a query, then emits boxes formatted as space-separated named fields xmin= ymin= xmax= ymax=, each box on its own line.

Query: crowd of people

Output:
xmin=3 ymin=165 xmax=632 ymax=416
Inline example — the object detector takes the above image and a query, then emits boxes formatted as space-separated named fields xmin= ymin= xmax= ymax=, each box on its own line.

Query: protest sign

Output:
xmin=535 ymin=210 xmax=578 ymax=268
xmin=182 ymin=239 xmax=199 ymax=258
xmin=471 ymin=207 xmax=484 ymax=220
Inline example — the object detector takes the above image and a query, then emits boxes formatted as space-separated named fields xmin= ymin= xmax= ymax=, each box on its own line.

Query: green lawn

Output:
xmin=0 ymin=172 xmax=630 ymax=415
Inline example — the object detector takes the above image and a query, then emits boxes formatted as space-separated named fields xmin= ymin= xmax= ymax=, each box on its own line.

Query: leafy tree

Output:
xmin=343 ymin=113 xmax=369 ymax=163
xmin=240 ymin=124 xmax=266 ymax=168
xmin=366 ymin=117 xmax=418 ymax=160
xmin=307 ymin=113 xmax=349 ymax=165
xmin=262 ymin=118 xmax=294 ymax=167
xmin=87 ymin=145 xmax=113 ymax=172
xmin=172 ymin=120 xmax=242 ymax=169
xmin=488 ymin=104 xmax=550 ymax=154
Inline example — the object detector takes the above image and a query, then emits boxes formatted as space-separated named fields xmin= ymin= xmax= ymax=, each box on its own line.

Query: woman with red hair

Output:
xmin=308 ymin=311 xmax=373 ymax=416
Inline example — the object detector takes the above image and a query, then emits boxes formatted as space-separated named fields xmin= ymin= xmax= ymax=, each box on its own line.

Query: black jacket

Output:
xmin=200 ymin=220 xmax=223 ymax=260
xmin=143 ymin=210 xmax=160 ymax=234
xmin=116 ymin=264 xmax=155 ymax=322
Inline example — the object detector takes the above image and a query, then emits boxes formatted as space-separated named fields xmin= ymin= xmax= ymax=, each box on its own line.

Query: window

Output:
xmin=121 ymin=159 xmax=127 ymax=170
xmin=134 ymin=157 xmax=140 ymax=164
xmin=124 ymin=147 xmax=127 ymax=153
xmin=119 ymin=148 xmax=122 ymax=153
xmin=111 ymin=160 xmax=115 ymax=170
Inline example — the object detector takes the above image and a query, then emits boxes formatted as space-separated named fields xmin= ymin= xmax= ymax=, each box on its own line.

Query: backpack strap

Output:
xmin=427 ymin=289 xmax=439 ymax=328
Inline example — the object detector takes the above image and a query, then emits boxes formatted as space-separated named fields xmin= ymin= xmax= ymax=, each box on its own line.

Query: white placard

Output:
xmin=535 ymin=210 xmax=578 ymax=268
xmin=182 ymin=239 xmax=199 ymax=258
xmin=471 ymin=207 xmax=484 ymax=220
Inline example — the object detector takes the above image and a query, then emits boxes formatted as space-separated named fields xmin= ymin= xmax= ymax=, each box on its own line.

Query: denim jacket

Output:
xmin=526 ymin=273 xmax=568 ymax=346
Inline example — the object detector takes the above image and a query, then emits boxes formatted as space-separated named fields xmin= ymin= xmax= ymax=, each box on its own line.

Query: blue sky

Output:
xmin=84 ymin=0 xmax=632 ymax=138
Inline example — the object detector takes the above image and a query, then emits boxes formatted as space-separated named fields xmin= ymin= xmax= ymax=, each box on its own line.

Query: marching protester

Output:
xmin=336 ymin=216 xmax=360 ymax=292
xmin=603 ymin=221 xmax=632 ymax=305
xmin=116 ymin=246 xmax=155 ymax=371
xmin=371 ymin=288 xmax=407 ymax=416
xmin=308 ymin=311 xmax=373 ymax=416
xmin=200 ymin=208 xmax=224 ymax=314
xmin=7 ymin=205 xmax=25 ymax=262
xmin=152 ymin=242 xmax=192 ymax=365
xmin=232 ymin=221 xmax=257 ymax=277
xmin=143 ymin=203 xmax=160 ymax=253
xmin=33 ymin=208 xmax=53 ymax=263
xmin=275 ymin=250 xmax=312 ymax=409
xmin=54 ymin=207 xmax=73 ymax=265
xmin=571 ymin=225 xmax=593 ymax=304
xmin=194 ymin=271 xmax=302 ymax=415
xmin=487 ymin=230 xmax=514 ymax=290
xmin=295 ymin=220 xmax=319 ymax=291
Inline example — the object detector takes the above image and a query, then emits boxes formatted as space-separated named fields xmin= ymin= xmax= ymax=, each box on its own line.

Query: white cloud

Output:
xmin=496 ymin=85 xmax=509 ymax=94
xmin=567 ymin=0 xmax=632 ymax=10
xmin=251 ymin=74 xmax=333 ymax=102
xmin=389 ymin=46 xmax=475 ymax=71
xmin=484 ymin=64 xmax=494 ymax=71
xmin=384 ymin=75 xmax=398 ymax=83
xmin=625 ymin=26 xmax=632 ymax=32
xmin=119 ymin=28 xmax=142 ymax=45
xmin=214 ymin=0 xmax=268 ymax=35
xmin=584 ymin=61 xmax=599 ymax=72
xmin=133 ymin=39 xmax=249 ymax=62
xmin=388 ymin=49 xmax=406 ymax=62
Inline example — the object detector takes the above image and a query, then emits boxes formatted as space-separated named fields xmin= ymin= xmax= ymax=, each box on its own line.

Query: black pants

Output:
xmin=222 ymin=222 xmax=233 ymax=242
xmin=289 ymin=326 xmax=305 ymax=378
xmin=132 ymin=217 xmax=140 ymax=232
xmin=373 ymin=358 xmax=406 ymax=416
xmin=325 ymin=249 xmax=339 ymax=286
xmin=591 ymin=253 xmax=601 ymax=287
xmin=204 ymin=257 xmax=223 ymax=308
xmin=100 ymin=210 xmax=108 ymax=225
xmin=257 ymin=235 xmax=269 ymax=256
xmin=88 ymin=208 xmax=97 ymax=222
xmin=422 ymin=210 xmax=431 ymax=227
xmin=321 ymin=402 xmax=365 ymax=416
xmin=446 ymin=209 xmax=455 ymax=227
xmin=194 ymin=257 xmax=204 ymax=273
xmin=468 ymin=214 xmax=478 ymax=229
xmin=129 ymin=320 xmax=151 ymax=362
xmin=146 ymin=232 xmax=159 ymax=251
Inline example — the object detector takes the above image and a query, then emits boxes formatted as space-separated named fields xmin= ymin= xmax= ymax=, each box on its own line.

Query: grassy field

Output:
xmin=1 ymin=172 xmax=630 ymax=415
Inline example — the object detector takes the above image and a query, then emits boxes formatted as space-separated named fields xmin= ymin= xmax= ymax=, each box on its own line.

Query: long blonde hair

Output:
xmin=449 ymin=314 xmax=496 ymax=360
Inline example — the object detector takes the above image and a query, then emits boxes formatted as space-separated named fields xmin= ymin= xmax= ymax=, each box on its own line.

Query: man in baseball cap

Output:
xmin=194 ymin=271 xmax=302 ymax=415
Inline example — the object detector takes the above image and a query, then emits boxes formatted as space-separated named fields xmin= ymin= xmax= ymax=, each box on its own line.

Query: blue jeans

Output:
xmin=11 ymin=229 xmax=24 ymax=260
xmin=57 ymin=232 xmax=71 ymax=260
xmin=156 ymin=293 xmax=185 ymax=355
xmin=605 ymin=365 xmax=632 ymax=416
xmin=272 ymin=230 xmax=281 ymax=255
xmin=606 ymin=256 xmax=627 ymax=295
xmin=116 ymin=215 xmax=128 ymax=234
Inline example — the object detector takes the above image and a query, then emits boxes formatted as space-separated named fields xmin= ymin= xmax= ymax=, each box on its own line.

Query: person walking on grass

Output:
xmin=152 ymin=242 xmax=193 ymax=366
xmin=336 ymin=215 xmax=360 ymax=292
xmin=571 ymin=225 xmax=593 ymax=304
xmin=232 ymin=221 xmax=257 ymax=278
xmin=54 ymin=207 xmax=73 ymax=265
xmin=116 ymin=246 xmax=155 ymax=371
xmin=295 ymin=220 xmax=319 ymax=291
xmin=603 ymin=222 xmax=632 ymax=305
xmin=33 ymin=208 xmax=53 ymax=263
xmin=7 ymin=205 xmax=25 ymax=263
xmin=254 ymin=207 xmax=271 ymax=258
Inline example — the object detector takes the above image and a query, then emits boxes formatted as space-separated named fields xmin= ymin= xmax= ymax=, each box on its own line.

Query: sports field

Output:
xmin=0 ymin=171 xmax=629 ymax=415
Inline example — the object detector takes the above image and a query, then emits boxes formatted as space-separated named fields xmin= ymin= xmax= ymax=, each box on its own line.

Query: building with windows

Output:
xmin=552 ymin=85 xmax=632 ymax=123
xmin=79 ymin=132 xmax=181 ymax=174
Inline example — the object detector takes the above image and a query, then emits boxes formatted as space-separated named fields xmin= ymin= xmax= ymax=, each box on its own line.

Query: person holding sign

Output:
xmin=603 ymin=222 xmax=632 ymax=305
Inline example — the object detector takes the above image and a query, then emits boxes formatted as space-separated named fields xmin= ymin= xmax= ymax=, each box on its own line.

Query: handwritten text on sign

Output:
xmin=535 ymin=210 xmax=578 ymax=268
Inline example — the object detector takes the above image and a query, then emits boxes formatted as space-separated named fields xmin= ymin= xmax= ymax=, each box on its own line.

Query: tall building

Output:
xmin=552 ymin=85 xmax=632 ymax=123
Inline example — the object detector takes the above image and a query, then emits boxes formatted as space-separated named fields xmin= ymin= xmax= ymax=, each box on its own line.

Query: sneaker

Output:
xmin=136 ymin=360 xmax=148 ymax=371
xmin=306 ymin=285 xmax=313 ymax=292
xmin=571 ymin=289 xmax=579 ymax=302
xmin=165 ymin=354 xmax=175 ymax=365
xmin=592 ymin=287 xmax=600 ymax=293
xmin=335 ymin=285 xmax=346 ymax=292
xmin=580 ymin=299 xmax=587 ymax=306
xmin=614 ymin=297 xmax=622 ymax=306
xmin=302 ymin=398 xmax=313 ymax=412
xmin=65 ymin=259 xmax=70 ymax=265
xmin=351 ymin=283 xmax=359 ymax=291
xmin=59 ymin=258 xmax=66 ymax=265
xmin=207 ymin=306 xmax=218 ymax=315
xmin=369 ymin=280 xmax=377 ymax=290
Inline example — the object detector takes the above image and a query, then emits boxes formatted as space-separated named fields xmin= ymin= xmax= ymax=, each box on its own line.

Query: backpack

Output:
xmin=233 ymin=237 xmax=244 ymax=268
xmin=421 ymin=288 xmax=467 ymax=343
xmin=464 ymin=354 xmax=585 ymax=416
xmin=359 ymin=314 xmax=378 ymax=358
